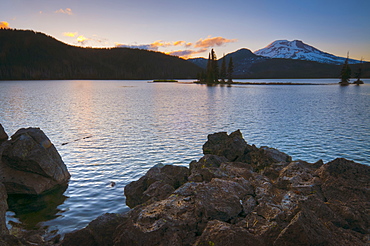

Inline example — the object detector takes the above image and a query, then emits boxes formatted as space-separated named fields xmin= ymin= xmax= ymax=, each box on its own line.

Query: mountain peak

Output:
xmin=254 ymin=40 xmax=361 ymax=65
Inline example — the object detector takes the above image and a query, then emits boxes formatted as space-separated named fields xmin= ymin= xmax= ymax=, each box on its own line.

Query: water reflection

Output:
xmin=7 ymin=185 xmax=68 ymax=230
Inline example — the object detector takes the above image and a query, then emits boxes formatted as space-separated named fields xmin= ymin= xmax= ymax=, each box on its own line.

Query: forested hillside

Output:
xmin=0 ymin=29 xmax=201 ymax=80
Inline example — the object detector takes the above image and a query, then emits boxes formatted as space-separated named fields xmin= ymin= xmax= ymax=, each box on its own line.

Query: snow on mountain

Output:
xmin=254 ymin=40 xmax=362 ymax=65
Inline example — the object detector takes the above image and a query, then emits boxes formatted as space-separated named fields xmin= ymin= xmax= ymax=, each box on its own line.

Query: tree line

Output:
xmin=197 ymin=49 xmax=234 ymax=84
xmin=0 ymin=29 xmax=202 ymax=80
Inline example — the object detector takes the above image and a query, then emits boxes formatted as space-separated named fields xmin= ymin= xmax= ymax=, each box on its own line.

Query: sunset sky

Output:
xmin=1 ymin=0 xmax=370 ymax=60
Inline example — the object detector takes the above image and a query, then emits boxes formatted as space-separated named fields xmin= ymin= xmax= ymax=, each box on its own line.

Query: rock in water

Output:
xmin=0 ymin=128 xmax=70 ymax=195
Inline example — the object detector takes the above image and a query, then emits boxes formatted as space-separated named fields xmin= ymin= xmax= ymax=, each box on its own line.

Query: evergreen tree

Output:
xmin=340 ymin=53 xmax=351 ymax=85
xmin=205 ymin=49 xmax=219 ymax=84
xmin=211 ymin=49 xmax=219 ymax=83
xmin=227 ymin=57 xmax=234 ymax=83
xmin=220 ymin=55 xmax=226 ymax=83
xmin=206 ymin=52 xmax=213 ymax=83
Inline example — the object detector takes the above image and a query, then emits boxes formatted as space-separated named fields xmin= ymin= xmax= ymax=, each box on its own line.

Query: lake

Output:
xmin=0 ymin=78 xmax=369 ymax=236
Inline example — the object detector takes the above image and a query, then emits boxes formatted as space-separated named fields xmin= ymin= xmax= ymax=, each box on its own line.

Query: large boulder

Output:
xmin=0 ymin=128 xmax=70 ymax=195
xmin=124 ymin=164 xmax=189 ymax=208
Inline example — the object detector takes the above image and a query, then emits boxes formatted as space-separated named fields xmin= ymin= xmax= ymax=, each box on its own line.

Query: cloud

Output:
xmin=77 ymin=35 xmax=90 ymax=45
xmin=168 ymin=48 xmax=208 ymax=58
xmin=115 ymin=40 xmax=192 ymax=51
xmin=63 ymin=32 xmax=78 ymax=37
xmin=55 ymin=8 xmax=73 ymax=15
xmin=0 ymin=21 xmax=10 ymax=29
xmin=115 ymin=43 xmax=159 ymax=51
xmin=194 ymin=36 xmax=237 ymax=48
xmin=114 ymin=36 xmax=237 ymax=58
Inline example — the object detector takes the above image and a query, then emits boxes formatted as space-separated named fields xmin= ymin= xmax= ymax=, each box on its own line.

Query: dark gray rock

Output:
xmin=0 ymin=128 xmax=70 ymax=194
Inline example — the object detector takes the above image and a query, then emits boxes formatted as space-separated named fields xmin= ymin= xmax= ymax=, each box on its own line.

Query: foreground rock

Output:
xmin=62 ymin=130 xmax=370 ymax=246
xmin=0 ymin=127 xmax=70 ymax=194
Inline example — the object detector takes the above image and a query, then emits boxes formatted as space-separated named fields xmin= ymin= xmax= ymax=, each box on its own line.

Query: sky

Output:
xmin=1 ymin=0 xmax=370 ymax=60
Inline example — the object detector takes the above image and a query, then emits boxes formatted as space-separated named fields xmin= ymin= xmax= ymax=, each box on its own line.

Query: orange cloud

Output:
xmin=173 ymin=41 xmax=186 ymax=46
xmin=194 ymin=36 xmax=237 ymax=48
xmin=0 ymin=21 xmax=10 ymax=29
xmin=55 ymin=8 xmax=73 ymax=15
xmin=151 ymin=40 xmax=174 ymax=48
xmin=77 ymin=35 xmax=90 ymax=45
xmin=63 ymin=32 xmax=78 ymax=37
xmin=168 ymin=48 xmax=208 ymax=59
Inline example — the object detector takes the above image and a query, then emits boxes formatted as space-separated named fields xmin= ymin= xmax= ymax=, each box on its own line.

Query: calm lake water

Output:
xmin=0 ymin=79 xmax=369 ymax=236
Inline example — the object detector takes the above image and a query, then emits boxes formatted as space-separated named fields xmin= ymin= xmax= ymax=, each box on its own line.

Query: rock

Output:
xmin=0 ymin=124 xmax=8 ymax=144
xmin=61 ymin=131 xmax=370 ymax=246
xmin=194 ymin=220 xmax=264 ymax=246
xmin=316 ymin=158 xmax=370 ymax=234
xmin=0 ymin=127 xmax=70 ymax=195
xmin=203 ymin=130 xmax=247 ymax=162
xmin=188 ymin=155 xmax=229 ymax=182
xmin=124 ymin=164 xmax=189 ymax=208
xmin=274 ymin=208 xmax=365 ymax=246
xmin=0 ymin=183 xmax=8 ymax=236
xmin=0 ymin=235 xmax=24 ymax=246
xmin=62 ymin=213 xmax=128 ymax=246
xmin=61 ymin=228 xmax=97 ymax=246
xmin=194 ymin=178 xmax=246 ymax=222
xmin=114 ymin=193 xmax=201 ymax=246
xmin=276 ymin=160 xmax=318 ymax=195
xmin=260 ymin=146 xmax=292 ymax=163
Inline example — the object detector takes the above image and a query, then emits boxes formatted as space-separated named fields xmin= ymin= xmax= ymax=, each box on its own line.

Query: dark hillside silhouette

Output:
xmin=0 ymin=29 xmax=202 ymax=80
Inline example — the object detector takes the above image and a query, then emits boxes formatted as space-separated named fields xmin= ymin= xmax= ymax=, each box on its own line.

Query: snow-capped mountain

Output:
xmin=254 ymin=40 xmax=362 ymax=65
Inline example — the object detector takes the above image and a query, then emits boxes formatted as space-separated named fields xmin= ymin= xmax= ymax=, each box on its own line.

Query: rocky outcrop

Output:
xmin=0 ymin=127 xmax=70 ymax=194
xmin=62 ymin=130 xmax=370 ymax=245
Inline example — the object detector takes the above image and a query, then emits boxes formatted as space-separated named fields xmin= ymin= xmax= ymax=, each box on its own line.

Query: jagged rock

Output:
xmin=0 ymin=127 xmax=70 ymax=195
xmin=124 ymin=164 xmax=189 ymax=208
xmin=0 ymin=124 xmax=8 ymax=144
xmin=202 ymin=130 xmax=247 ymax=162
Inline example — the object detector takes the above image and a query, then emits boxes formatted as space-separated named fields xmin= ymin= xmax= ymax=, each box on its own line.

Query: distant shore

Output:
xmin=194 ymin=81 xmax=337 ymax=85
